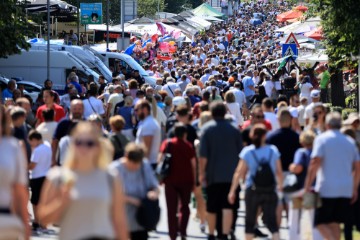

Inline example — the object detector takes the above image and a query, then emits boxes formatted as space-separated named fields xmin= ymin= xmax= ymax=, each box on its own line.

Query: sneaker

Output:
xmin=200 ymin=223 xmax=206 ymax=233
xmin=208 ymin=235 xmax=216 ymax=240
xmin=254 ymin=228 xmax=268 ymax=238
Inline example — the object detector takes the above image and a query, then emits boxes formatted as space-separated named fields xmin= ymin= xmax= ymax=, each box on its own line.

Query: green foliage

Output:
xmin=342 ymin=108 xmax=357 ymax=120
xmin=164 ymin=0 xmax=199 ymax=14
xmin=345 ymin=94 xmax=356 ymax=108
xmin=0 ymin=0 xmax=35 ymax=58
xmin=311 ymin=0 xmax=360 ymax=66
xmin=138 ymin=0 xmax=165 ymax=18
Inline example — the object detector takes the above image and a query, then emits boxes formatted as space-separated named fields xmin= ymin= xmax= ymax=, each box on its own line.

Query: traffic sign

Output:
xmin=282 ymin=43 xmax=298 ymax=60
xmin=285 ymin=32 xmax=300 ymax=48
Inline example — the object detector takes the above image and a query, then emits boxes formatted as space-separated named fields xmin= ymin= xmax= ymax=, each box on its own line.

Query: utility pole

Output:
xmin=47 ymin=0 xmax=50 ymax=80
xmin=121 ymin=0 xmax=125 ymax=50
xmin=106 ymin=0 xmax=110 ymax=51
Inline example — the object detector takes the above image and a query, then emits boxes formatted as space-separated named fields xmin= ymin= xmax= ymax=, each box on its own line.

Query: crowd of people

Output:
xmin=1 ymin=1 xmax=360 ymax=240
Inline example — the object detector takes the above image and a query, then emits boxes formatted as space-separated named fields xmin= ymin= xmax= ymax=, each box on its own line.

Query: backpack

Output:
xmin=111 ymin=135 xmax=124 ymax=160
xmin=250 ymin=149 xmax=276 ymax=193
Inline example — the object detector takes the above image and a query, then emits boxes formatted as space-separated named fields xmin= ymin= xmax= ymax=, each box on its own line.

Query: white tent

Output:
xmin=275 ymin=17 xmax=321 ymax=34
xmin=297 ymin=52 xmax=328 ymax=64
xmin=186 ymin=16 xmax=212 ymax=30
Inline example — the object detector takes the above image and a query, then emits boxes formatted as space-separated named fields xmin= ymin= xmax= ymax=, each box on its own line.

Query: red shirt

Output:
xmin=160 ymin=138 xmax=196 ymax=186
xmin=36 ymin=104 xmax=66 ymax=123
xmin=241 ymin=120 xmax=272 ymax=131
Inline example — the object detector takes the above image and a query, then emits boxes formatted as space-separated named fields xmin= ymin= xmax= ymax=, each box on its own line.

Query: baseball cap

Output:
xmin=344 ymin=112 xmax=360 ymax=125
xmin=310 ymin=90 xmax=320 ymax=99
xmin=172 ymin=96 xmax=186 ymax=107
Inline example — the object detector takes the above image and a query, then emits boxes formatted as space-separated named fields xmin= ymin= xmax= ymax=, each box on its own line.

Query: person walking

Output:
xmin=199 ymin=102 xmax=243 ymax=240
xmin=304 ymin=112 xmax=360 ymax=240
xmin=83 ymin=83 xmax=105 ymax=119
xmin=117 ymin=96 xmax=136 ymax=142
xmin=35 ymin=90 xmax=65 ymax=126
xmin=134 ymin=100 xmax=161 ymax=170
xmin=109 ymin=115 xmax=130 ymax=160
xmin=38 ymin=122 xmax=129 ymax=240
xmin=266 ymin=109 xmax=301 ymax=227
xmin=0 ymin=105 xmax=30 ymax=240
xmin=36 ymin=109 xmax=58 ymax=144
xmin=242 ymin=70 xmax=256 ymax=108
xmin=228 ymin=124 xmax=283 ymax=240
xmin=159 ymin=123 xmax=196 ymax=240
xmin=110 ymin=143 xmax=159 ymax=240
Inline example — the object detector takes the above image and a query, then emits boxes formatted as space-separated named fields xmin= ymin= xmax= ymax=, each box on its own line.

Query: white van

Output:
xmin=30 ymin=44 xmax=113 ymax=82
xmin=0 ymin=50 xmax=100 ymax=93
xmin=90 ymin=49 xmax=156 ymax=87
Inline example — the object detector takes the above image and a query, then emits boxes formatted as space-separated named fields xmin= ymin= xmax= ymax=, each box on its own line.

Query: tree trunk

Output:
xmin=330 ymin=70 xmax=345 ymax=107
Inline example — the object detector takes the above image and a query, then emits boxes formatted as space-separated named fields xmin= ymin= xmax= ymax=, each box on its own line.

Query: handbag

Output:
xmin=283 ymin=173 xmax=301 ymax=193
xmin=136 ymin=164 xmax=160 ymax=230
xmin=0 ymin=214 xmax=25 ymax=240
xmin=303 ymin=191 xmax=322 ymax=209
xmin=156 ymin=140 xmax=172 ymax=181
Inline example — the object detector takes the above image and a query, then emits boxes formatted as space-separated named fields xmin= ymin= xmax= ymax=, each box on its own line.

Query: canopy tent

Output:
xmin=294 ymin=5 xmax=308 ymax=12
xmin=249 ymin=18 xmax=263 ymax=26
xmin=304 ymin=27 xmax=323 ymax=40
xmin=192 ymin=3 xmax=225 ymax=19
xmin=297 ymin=52 xmax=328 ymax=63
xmin=275 ymin=17 xmax=321 ymax=34
xmin=186 ymin=16 xmax=212 ymax=30
xmin=25 ymin=0 xmax=77 ymax=17
xmin=203 ymin=16 xmax=224 ymax=22
xmin=276 ymin=10 xmax=303 ymax=22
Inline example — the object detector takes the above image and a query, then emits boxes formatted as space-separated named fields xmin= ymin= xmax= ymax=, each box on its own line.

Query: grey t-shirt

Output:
xmin=199 ymin=119 xmax=243 ymax=185
xmin=110 ymin=160 xmax=158 ymax=232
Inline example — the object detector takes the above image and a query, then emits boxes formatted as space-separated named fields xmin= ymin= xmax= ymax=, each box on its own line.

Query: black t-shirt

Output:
xmin=98 ymin=83 xmax=106 ymax=95
xmin=266 ymin=127 xmax=301 ymax=171
xmin=53 ymin=119 xmax=79 ymax=141
xmin=13 ymin=124 xmax=32 ymax=162
xmin=167 ymin=124 xmax=198 ymax=147
xmin=165 ymin=113 xmax=177 ymax=133
xmin=241 ymin=127 xmax=251 ymax=147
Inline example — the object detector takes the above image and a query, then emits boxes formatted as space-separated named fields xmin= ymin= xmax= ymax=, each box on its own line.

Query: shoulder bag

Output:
xmin=136 ymin=164 xmax=160 ymax=231
xmin=156 ymin=140 xmax=172 ymax=182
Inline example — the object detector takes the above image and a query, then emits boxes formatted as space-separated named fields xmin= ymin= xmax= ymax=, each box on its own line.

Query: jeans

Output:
xmin=165 ymin=183 xmax=193 ymax=240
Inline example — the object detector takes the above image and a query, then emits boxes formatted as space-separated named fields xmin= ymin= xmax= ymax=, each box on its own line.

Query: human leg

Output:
xmin=244 ymin=189 xmax=259 ymax=237
xmin=178 ymin=185 xmax=192 ymax=238
xmin=130 ymin=231 xmax=148 ymax=240
xmin=165 ymin=184 xmax=179 ymax=240
xmin=288 ymin=198 xmax=302 ymax=240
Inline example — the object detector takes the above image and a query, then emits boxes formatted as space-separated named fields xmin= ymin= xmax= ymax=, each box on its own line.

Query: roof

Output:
xmin=192 ymin=3 xmax=224 ymax=18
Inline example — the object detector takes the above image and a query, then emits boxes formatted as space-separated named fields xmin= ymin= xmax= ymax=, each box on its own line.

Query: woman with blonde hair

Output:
xmin=0 ymin=105 xmax=30 ymax=240
xmin=38 ymin=122 xmax=128 ymax=240
xmin=225 ymin=91 xmax=244 ymax=128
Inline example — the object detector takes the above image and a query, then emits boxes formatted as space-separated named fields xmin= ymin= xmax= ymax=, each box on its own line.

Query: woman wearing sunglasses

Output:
xmin=38 ymin=122 xmax=128 ymax=240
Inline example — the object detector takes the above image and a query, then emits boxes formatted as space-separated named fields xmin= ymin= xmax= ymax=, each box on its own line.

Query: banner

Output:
xmin=80 ymin=3 xmax=102 ymax=24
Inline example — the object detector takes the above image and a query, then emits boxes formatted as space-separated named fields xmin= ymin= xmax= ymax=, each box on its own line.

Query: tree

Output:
xmin=312 ymin=0 xmax=360 ymax=65
xmin=138 ymin=0 xmax=165 ymax=18
xmin=0 ymin=0 xmax=35 ymax=58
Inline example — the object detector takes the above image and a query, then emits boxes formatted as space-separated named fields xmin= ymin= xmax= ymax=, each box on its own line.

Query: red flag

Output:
xmin=151 ymin=34 xmax=159 ymax=42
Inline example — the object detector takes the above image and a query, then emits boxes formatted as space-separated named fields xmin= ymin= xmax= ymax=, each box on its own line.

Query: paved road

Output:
xmin=31 ymin=187 xmax=295 ymax=240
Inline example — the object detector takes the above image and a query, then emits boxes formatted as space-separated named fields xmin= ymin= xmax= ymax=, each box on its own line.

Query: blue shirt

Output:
xmin=311 ymin=130 xmax=360 ymax=198
xmin=2 ymin=88 xmax=13 ymax=101
xmin=242 ymin=76 xmax=255 ymax=97
xmin=240 ymin=144 xmax=280 ymax=189
xmin=70 ymin=81 xmax=83 ymax=94
xmin=118 ymin=106 xmax=134 ymax=130
xmin=293 ymin=148 xmax=312 ymax=188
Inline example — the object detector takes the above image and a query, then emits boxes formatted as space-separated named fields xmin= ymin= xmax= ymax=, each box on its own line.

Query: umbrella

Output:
xmin=294 ymin=5 xmax=308 ymax=12
xmin=249 ymin=18 xmax=263 ymax=26
xmin=253 ymin=12 xmax=264 ymax=19
xmin=276 ymin=10 xmax=303 ymax=22
xmin=304 ymin=27 xmax=323 ymax=40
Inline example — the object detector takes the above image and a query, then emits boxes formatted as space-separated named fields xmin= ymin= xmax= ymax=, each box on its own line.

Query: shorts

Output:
xmin=314 ymin=197 xmax=351 ymax=226
xmin=30 ymin=176 xmax=46 ymax=205
xmin=206 ymin=183 xmax=234 ymax=213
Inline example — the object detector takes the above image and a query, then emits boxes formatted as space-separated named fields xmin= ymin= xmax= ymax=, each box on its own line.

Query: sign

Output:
xmin=282 ymin=43 xmax=298 ymax=60
xmin=80 ymin=3 xmax=102 ymax=25
xmin=285 ymin=32 xmax=300 ymax=48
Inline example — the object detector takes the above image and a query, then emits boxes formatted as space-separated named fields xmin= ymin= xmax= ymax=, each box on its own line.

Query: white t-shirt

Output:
xmin=230 ymin=88 xmax=246 ymax=109
xmin=304 ymin=102 xmax=317 ymax=123
xmin=300 ymin=82 xmax=313 ymax=102
xmin=36 ymin=121 xmax=58 ymax=144
xmin=226 ymin=102 xmax=243 ymax=126
xmin=297 ymin=105 xmax=306 ymax=127
xmin=161 ymin=82 xmax=180 ymax=98
xmin=30 ymin=142 xmax=52 ymax=179
xmin=263 ymin=80 xmax=275 ymax=98
xmin=264 ymin=111 xmax=280 ymax=131
xmin=135 ymin=116 xmax=161 ymax=164
xmin=83 ymin=96 xmax=105 ymax=119
xmin=107 ymin=93 xmax=124 ymax=117
xmin=288 ymin=106 xmax=299 ymax=118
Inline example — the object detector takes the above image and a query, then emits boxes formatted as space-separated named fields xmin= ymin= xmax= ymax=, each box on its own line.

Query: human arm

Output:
xmin=228 ymin=159 xmax=247 ymax=204
xmin=276 ymin=159 xmax=283 ymax=192
xmin=304 ymin=157 xmax=322 ymax=192
xmin=13 ymin=184 xmax=30 ymax=240
xmin=352 ymin=161 xmax=360 ymax=204
xmin=111 ymin=174 xmax=129 ymax=240
xmin=51 ymin=139 xmax=59 ymax=167
xmin=143 ymin=135 xmax=154 ymax=159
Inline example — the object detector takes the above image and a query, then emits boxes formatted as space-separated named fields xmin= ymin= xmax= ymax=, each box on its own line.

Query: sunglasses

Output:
xmin=254 ymin=115 xmax=265 ymax=119
xmin=74 ymin=139 xmax=98 ymax=148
